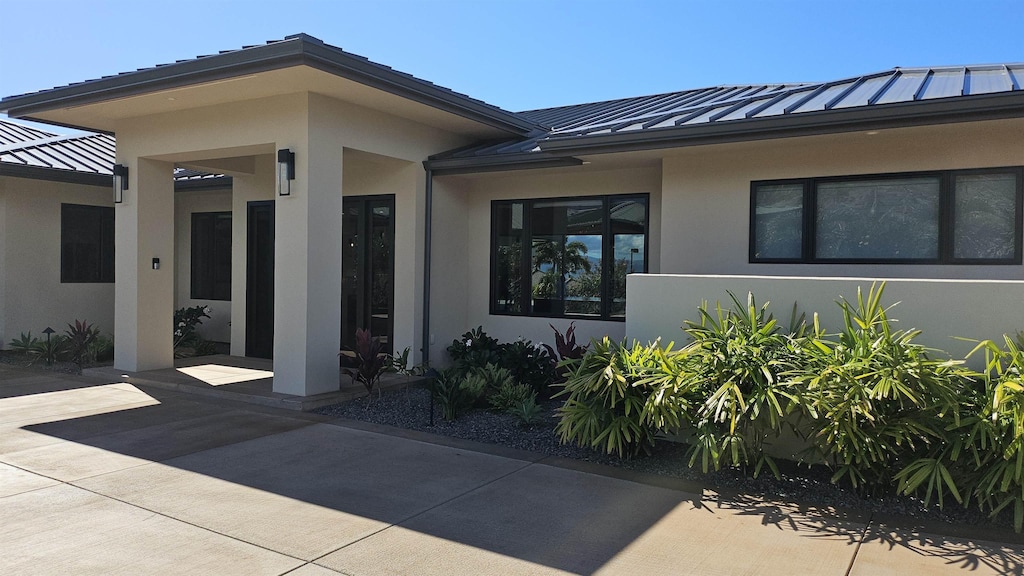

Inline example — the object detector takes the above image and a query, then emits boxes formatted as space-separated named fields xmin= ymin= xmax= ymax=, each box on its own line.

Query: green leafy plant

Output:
xmin=386 ymin=346 xmax=427 ymax=377
xmin=678 ymin=292 xmax=802 ymax=478
xmin=431 ymin=369 xmax=487 ymax=421
xmin=174 ymin=305 xmax=212 ymax=358
xmin=489 ymin=381 xmax=535 ymax=412
xmin=87 ymin=335 xmax=115 ymax=364
xmin=896 ymin=335 xmax=1024 ymax=530
xmin=64 ymin=320 xmax=100 ymax=368
xmin=792 ymin=283 xmax=963 ymax=489
xmin=556 ymin=337 xmax=689 ymax=458
xmin=447 ymin=327 xmax=502 ymax=375
xmin=9 ymin=332 xmax=40 ymax=353
xmin=340 ymin=328 xmax=388 ymax=396
xmin=498 ymin=340 xmax=556 ymax=396
xmin=508 ymin=395 xmax=544 ymax=427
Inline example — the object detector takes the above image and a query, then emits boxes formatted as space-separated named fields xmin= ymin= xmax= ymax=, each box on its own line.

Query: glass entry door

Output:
xmin=341 ymin=195 xmax=395 ymax=354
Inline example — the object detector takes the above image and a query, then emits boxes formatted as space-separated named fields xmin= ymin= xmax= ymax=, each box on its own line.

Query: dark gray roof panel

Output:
xmin=1 ymin=34 xmax=539 ymax=135
xmin=432 ymin=62 xmax=1023 ymax=169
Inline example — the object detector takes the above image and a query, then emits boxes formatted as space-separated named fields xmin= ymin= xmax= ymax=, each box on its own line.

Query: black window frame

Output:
xmin=190 ymin=211 xmax=233 ymax=301
xmin=489 ymin=193 xmax=650 ymax=322
xmin=60 ymin=203 xmax=115 ymax=283
xmin=749 ymin=167 xmax=1024 ymax=265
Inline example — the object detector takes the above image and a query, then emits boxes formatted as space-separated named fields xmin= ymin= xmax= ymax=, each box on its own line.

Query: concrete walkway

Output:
xmin=0 ymin=364 xmax=1020 ymax=575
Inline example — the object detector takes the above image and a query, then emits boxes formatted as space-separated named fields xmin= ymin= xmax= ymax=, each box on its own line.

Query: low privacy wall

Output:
xmin=626 ymin=274 xmax=1024 ymax=368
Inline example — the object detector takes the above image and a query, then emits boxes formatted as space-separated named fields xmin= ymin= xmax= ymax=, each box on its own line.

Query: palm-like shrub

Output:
xmin=556 ymin=337 xmax=690 ymax=458
xmin=792 ymin=284 xmax=963 ymax=489
xmin=897 ymin=335 xmax=1024 ymax=530
xmin=678 ymin=293 xmax=802 ymax=478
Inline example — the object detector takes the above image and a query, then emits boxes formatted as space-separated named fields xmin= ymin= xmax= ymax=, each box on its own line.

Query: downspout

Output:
xmin=421 ymin=165 xmax=433 ymax=366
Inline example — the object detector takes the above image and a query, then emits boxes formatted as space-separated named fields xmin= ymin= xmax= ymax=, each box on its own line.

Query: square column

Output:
xmin=114 ymin=158 xmax=175 ymax=372
xmin=272 ymin=141 xmax=343 ymax=396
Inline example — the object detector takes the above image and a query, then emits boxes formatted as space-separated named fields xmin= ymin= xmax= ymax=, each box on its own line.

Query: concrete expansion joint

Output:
xmin=844 ymin=514 xmax=874 ymax=576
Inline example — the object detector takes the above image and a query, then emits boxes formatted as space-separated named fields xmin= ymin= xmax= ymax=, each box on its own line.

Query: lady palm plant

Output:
xmin=556 ymin=337 xmax=690 ymax=458
xmin=678 ymin=292 xmax=802 ymax=478
xmin=897 ymin=335 xmax=1024 ymax=531
xmin=792 ymin=283 xmax=963 ymax=490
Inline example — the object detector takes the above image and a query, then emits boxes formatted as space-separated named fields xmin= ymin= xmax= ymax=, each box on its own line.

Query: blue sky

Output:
xmin=1 ymin=0 xmax=1021 ymax=119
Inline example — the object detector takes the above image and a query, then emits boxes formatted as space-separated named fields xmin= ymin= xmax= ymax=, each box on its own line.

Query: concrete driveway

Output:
xmin=0 ymin=364 xmax=1020 ymax=575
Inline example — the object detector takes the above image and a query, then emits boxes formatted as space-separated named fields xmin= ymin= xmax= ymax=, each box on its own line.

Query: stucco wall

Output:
xmin=626 ymin=274 xmax=1024 ymax=369
xmin=0 ymin=176 xmax=115 ymax=346
xmin=660 ymin=118 xmax=1024 ymax=279
xmin=174 ymin=187 xmax=232 ymax=343
xmin=426 ymin=165 xmax=663 ymax=363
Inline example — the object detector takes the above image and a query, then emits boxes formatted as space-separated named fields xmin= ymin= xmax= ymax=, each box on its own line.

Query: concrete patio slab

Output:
xmin=0 ymin=382 xmax=155 ymax=425
xmin=0 ymin=400 xmax=162 ymax=456
xmin=3 ymin=408 xmax=314 ymax=481
xmin=0 ymin=462 xmax=59 ymax=498
xmin=74 ymin=423 xmax=531 ymax=560
xmin=285 ymin=564 xmax=346 ymax=575
xmin=849 ymin=524 xmax=1024 ymax=576
xmin=0 ymin=484 xmax=302 ymax=576
xmin=318 ymin=464 xmax=865 ymax=576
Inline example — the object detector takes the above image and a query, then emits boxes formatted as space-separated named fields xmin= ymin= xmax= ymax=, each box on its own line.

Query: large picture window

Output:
xmin=61 ymin=204 xmax=114 ymax=283
xmin=191 ymin=212 xmax=232 ymax=300
xmin=750 ymin=168 xmax=1023 ymax=264
xmin=491 ymin=194 xmax=648 ymax=320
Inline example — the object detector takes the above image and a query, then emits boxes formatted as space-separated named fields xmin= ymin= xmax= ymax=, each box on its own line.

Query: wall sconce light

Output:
xmin=152 ymin=258 xmax=160 ymax=270
xmin=277 ymin=148 xmax=295 ymax=196
xmin=112 ymin=164 xmax=128 ymax=204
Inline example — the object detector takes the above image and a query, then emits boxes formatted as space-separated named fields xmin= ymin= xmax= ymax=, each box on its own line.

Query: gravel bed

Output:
xmin=316 ymin=385 xmax=1011 ymax=531
xmin=0 ymin=351 xmax=87 ymax=375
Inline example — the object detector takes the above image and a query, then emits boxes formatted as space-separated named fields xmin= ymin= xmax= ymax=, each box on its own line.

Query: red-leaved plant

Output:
xmin=340 ymin=328 xmax=388 ymax=396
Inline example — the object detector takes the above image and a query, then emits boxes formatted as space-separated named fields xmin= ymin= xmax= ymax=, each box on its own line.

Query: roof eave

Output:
xmin=1 ymin=35 xmax=539 ymax=136
xmin=536 ymin=92 xmax=1024 ymax=155
xmin=0 ymin=164 xmax=112 ymax=187
xmin=425 ymin=152 xmax=583 ymax=176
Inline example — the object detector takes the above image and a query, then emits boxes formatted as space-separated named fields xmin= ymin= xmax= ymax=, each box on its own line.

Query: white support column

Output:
xmin=271 ymin=139 xmax=343 ymax=396
xmin=114 ymin=158 xmax=175 ymax=372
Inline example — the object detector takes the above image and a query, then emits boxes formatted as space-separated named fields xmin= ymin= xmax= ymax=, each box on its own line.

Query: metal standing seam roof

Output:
xmin=0 ymin=120 xmax=57 ymax=145
xmin=0 ymin=34 xmax=542 ymax=136
xmin=430 ymin=64 xmax=1024 ymax=170
xmin=0 ymin=119 xmax=225 ymax=186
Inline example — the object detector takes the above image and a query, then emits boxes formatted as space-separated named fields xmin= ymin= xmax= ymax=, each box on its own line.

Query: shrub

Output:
xmin=791 ymin=283 xmax=964 ymax=489
xmin=447 ymin=327 xmax=502 ymax=375
xmin=489 ymin=381 xmax=535 ymax=412
xmin=499 ymin=339 xmax=556 ymax=396
xmin=678 ymin=292 xmax=803 ymax=477
xmin=543 ymin=322 xmax=588 ymax=382
xmin=174 ymin=305 xmax=212 ymax=358
xmin=88 ymin=335 xmax=115 ymax=363
xmin=64 ymin=320 xmax=100 ymax=368
xmin=340 ymin=328 xmax=388 ymax=396
xmin=897 ymin=335 xmax=1024 ymax=530
xmin=556 ymin=337 xmax=690 ymax=458
xmin=508 ymin=395 xmax=544 ymax=427
xmin=432 ymin=369 xmax=487 ymax=421
xmin=9 ymin=332 xmax=40 ymax=353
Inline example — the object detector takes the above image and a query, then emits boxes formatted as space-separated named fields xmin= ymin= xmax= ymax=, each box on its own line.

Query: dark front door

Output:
xmin=341 ymin=195 xmax=395 ymax=354
xmin=246 ymin=201 xmax=274 ymax=358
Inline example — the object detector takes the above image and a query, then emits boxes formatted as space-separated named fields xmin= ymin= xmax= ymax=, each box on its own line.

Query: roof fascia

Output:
xmin=425 ymin=153 xmax=584 ymax=176
xmin=0 ymin=164 xmax=111 ymax=187
xmin=1 ymin=36 xmax=539 ymax=136
xmin=536 ymin=92 xmax=1024 ymax=155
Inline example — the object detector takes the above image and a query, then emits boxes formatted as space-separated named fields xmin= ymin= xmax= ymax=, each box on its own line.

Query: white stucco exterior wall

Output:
xmin=626 ymin=274 xmax=1024 ymax=368
xmin=0 ymin=176 xmax=114 ymax=346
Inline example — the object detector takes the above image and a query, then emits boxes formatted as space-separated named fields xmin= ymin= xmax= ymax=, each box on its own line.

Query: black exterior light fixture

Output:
xmin=277 ymin=148 xmax=295 ymax=196
xmin=112 ymin=164 xmax=129 ymax=204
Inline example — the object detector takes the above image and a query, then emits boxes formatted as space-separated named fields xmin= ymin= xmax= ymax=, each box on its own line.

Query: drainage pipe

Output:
xmin=421 ymin=165 xmax=433 ymax=367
